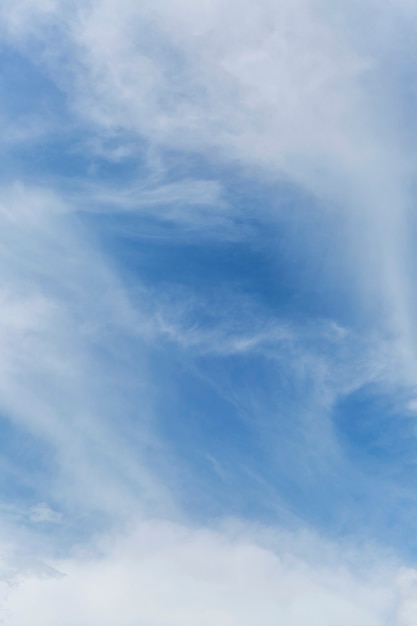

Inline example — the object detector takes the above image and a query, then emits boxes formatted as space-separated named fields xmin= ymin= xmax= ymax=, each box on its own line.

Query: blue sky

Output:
xmin=2 ymin=1 xmax=417 ymax=624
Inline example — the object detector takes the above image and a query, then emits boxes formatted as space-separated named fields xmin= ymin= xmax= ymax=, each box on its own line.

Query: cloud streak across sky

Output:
xmin=2 ymin=0 xmax=417 ymax=623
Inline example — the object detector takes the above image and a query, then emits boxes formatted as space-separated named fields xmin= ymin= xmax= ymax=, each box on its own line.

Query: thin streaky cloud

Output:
xmin=1 ymin=1 xmax=417 ymax=625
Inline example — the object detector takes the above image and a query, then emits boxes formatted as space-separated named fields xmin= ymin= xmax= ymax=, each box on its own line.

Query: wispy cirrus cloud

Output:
xmin=3 ymin=0 xmax=416 ymax=362
xmin=2 ymin=1 xmax=417 ymax=624
xmin=0 ymin=183 xmax=172 ymax=522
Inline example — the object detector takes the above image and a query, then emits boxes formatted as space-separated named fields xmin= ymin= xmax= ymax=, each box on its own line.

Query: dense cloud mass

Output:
xmin=1 ymin=521 xmax=416 ymax=626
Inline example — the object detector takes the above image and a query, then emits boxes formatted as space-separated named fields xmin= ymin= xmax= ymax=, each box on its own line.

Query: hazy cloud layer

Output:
xmin=0 ymin=521 xmax=414 ymax=626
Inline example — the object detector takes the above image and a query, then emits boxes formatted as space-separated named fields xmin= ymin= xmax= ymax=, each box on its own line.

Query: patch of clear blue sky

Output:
xmin=4 ymin=36 xmax=417 ymax=560
xmin=92 ymin=167 xmax=361 ymax=323
xmin=0 ymin=414 xmax=56 ymax=506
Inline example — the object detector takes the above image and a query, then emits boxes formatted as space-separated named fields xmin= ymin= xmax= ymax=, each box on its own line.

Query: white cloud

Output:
xmin=0 ymin=519 xmax=414 ymax=626
xmin=59 ymin=0 xmax=371 ymax=176
xmin=0 ymin=1 xmax=375 ymax=178
xmin=29 ymin=503 xmax=63 ymax=525
xmin=75 ymin=177 xmax=231 ymax=233
xmin=0 ymin=182 xmax=171 ymax=519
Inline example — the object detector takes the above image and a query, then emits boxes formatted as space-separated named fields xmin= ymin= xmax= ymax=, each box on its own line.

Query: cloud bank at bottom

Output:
xmin=1 ymin=519 xmax=416 ymax=626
